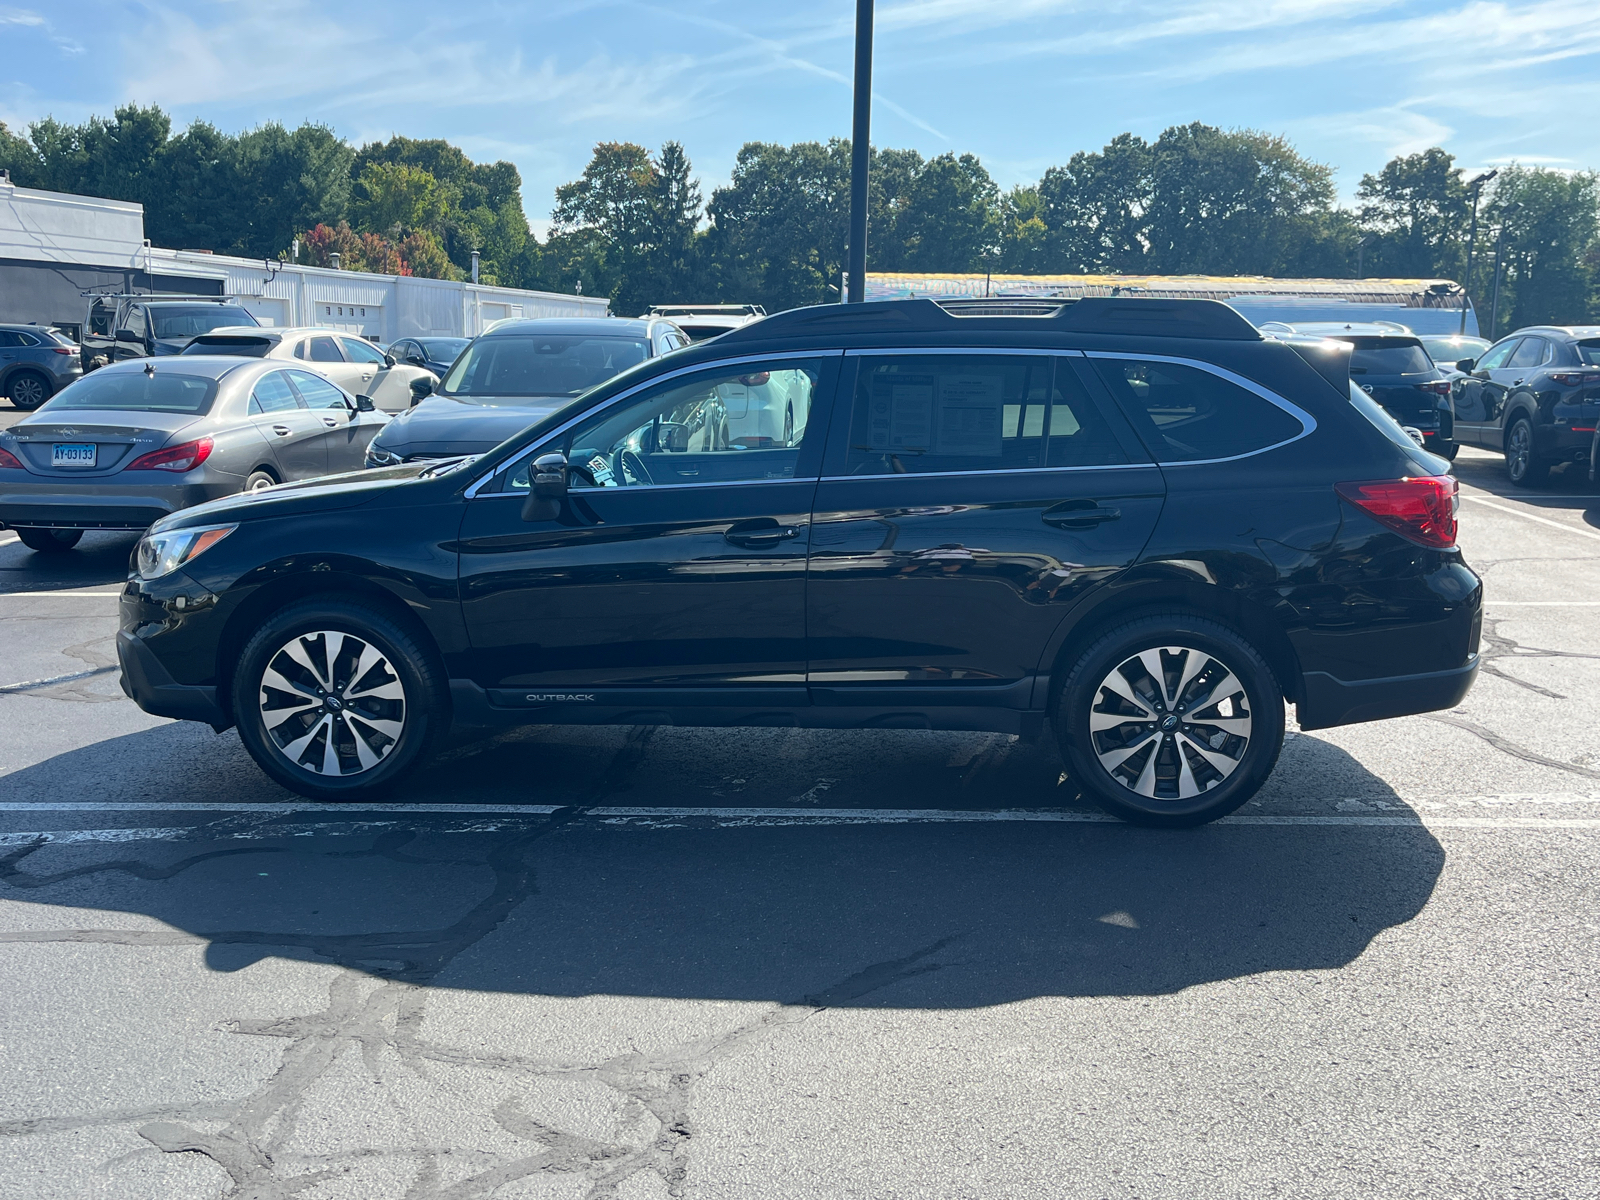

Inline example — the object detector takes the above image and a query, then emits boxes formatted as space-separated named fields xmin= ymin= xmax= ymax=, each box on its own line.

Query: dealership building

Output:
xmin=0 ymin=173 xmax=607 ymax=342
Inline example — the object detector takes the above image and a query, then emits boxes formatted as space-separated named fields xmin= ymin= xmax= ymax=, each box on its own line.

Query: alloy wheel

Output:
xmin=10 ymin=376 xmax=45 ymax=409
xmin=1508 ymin=422 xmax=1531 ymax=480
xmin=1088 ymin=645 xmax=1252 ymax=801
xmin=258 ymin=630 xmax=406 ymax=776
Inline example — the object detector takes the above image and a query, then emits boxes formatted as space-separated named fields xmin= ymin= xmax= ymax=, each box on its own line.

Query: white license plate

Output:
xmin=52 ymin=443 xmax=96 ymax=468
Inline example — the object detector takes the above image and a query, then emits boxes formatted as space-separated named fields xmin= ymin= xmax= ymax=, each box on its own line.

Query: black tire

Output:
xmin=16 ymin=527 xmax=83 ymax=552
xmin=244 ymin=469 xmax=278 ymax=494
xmin=1505 ymin=416 xmax=1548 ymax=487
xmin=7 ymin=371 xmax=50 ymax=410
xmin=232 ymin=599 xmax=449 ymax=800
xmin=1444 ymin=441 xmax=1460 ymax=462
xmin=1055 ymin=613 xmax=1285 ymax=828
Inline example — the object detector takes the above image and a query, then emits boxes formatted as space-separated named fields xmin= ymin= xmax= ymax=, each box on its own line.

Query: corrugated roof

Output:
xmin=866 ymin=273 xmax=1467 ymax=308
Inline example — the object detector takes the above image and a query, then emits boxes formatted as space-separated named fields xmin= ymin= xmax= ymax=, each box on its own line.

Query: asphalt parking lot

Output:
xmin=0 ymin=444 xmax=1596 ymax=1199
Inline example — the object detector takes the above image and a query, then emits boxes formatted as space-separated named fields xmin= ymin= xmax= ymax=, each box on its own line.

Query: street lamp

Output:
xmin=1460 ymin=170 xmax=1497 ymax=334
xmin=1488 ymin=203 xmax=1517 ymax=338
xmin=846 ymin=0 xmax=874 ymax=304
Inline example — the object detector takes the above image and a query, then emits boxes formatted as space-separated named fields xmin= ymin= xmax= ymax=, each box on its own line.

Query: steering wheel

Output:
xmin=618 ymin=448 xmax=654 ymax=486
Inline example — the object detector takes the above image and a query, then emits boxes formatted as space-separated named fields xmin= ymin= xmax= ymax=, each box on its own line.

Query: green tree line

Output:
xmin=4 ymin=106 xmax=1597 ymax=335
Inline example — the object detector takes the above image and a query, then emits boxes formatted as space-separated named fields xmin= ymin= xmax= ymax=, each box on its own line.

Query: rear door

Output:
xmin=248 ymin=370 xmax=325 ymax=480
xmin=296 ymin=335 xmax=361 ymax=396
xmin=338 ymin=335 xmax=410 ymax=412
xmin=806 ymin=350 xmax=1164 ymax=713
xmin=1498 ymin=337 xmax=1550 ymax=436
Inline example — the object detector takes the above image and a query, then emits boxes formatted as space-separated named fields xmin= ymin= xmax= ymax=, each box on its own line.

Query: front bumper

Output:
xmin=1297 ymin=655 xmax=1479 ymax=730
xmin=117 ymin=627 xmax=229 ymax=728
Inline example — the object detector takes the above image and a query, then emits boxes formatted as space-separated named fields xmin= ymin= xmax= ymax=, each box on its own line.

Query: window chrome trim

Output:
xmin=1081 ymin=349 xmax=1317 ymax=464
xmin=818 ymin=462 xmax=1160 ymax=483
xmin=844 ymin=346 xmax=1075 ymax=358
xmin=463 ymin=349 xmax=843 ymax=498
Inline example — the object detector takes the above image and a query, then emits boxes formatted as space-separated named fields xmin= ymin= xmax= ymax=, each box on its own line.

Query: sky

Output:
xmin=4 ymin=0 xmax=1599 ymax=233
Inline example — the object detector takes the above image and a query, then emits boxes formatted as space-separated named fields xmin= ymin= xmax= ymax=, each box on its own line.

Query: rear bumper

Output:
xmin=1296 ymin=655 xmax=1478 ymax=731
xmin=116 ymin=628 xmax=229 ymax=728
xmin=0 ymin=482 xmax=235 ymax=530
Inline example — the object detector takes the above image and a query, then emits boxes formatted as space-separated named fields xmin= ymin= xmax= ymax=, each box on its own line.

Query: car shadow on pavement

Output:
xmin=0 ymin=721 xmax=1444 ymax=1008
xmin=0 ymin=529 xmax=138 ymax=591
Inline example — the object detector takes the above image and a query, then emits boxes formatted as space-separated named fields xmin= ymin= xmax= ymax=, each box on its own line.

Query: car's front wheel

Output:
xmin=6 ymin=371 xmax=50 ymax=410
xmin=15 ymin=527 xmax=83 ymax=552
xmin=233 ymin=599 xmax=448 ymax=800
xmin=1055 ymin=614 xmax=1285 ymax=827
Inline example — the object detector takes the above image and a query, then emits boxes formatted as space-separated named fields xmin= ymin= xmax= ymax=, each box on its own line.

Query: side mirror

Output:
xmin=383 ymin=353 xmax=396 ymax=368
xmin=353 ymin=395 xmax=376 ymax=412
xmin=408 ymin=354 xmax=426 ymax=367
xmin=116 ymin=329 xmax=143 ymax=343
xmin=409 ymin=377 xmax=434 ymax=405
xmin=521 ymin=452 xmax=567 ymax=522
xmin=1456 ymin=358 xmax=1476 ymax=373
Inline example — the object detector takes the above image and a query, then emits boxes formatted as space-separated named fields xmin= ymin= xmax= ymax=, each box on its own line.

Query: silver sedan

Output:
xmin=0 ymin=356 xmax=388 ymax=552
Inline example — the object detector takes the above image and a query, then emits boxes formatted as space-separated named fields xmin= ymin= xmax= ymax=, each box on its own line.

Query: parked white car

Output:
xmin=180 ymin=327 xmax=437 ymax=413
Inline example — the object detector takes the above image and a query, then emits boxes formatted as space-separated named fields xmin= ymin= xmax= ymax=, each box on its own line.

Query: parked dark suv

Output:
xmin=116 ymin=298 xmax=1482 ymax=827
xmin=81 ymin=295 xmax=259 ymax=372
xmin=1452 ymin=326 xmax=1600 ymax=486
xmin=0 ymin=324 xmax=81 ymax=409
xmin=1262 ymin=322 xmax=1457 ymax=458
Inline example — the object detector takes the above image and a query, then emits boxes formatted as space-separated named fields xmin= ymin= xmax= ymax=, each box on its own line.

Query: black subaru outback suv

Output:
xmin=117 ymin=297 xmax=1482 ymax=827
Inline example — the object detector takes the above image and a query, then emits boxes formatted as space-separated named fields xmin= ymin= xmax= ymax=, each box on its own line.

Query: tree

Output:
xmin=997 ymin=186 xmax=1051 ymax=274
xmin=1355 ymin=149 xmax=1469 ymax=278
xmin=352 ymin=161 xmax=451 ymax=239
xmin=1037 ymin=133 xmax=1153 ymax=273
xmin=1483 ymin=167 xmax=1600 ymax=334
xmin=234 ymin=122 xmax=352 ymax=258
xmin=0 ymin=121 xmax=41 ymax=184
xmin=896 ymin=152 xmax=1000 ymax=271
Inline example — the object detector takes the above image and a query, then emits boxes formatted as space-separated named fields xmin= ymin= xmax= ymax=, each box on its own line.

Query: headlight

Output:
xmin=365 ymin=444 xmax=402 ymax=468
xmin=135 ymin=523 xmax=236 ymax=581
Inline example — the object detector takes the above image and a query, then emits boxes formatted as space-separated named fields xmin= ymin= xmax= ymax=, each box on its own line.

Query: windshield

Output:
xmin=149 ymin=306 xmax=258 ymax=340
xmin=417 ymin=338 xmax=470 ymax=360
xmin=41 ymin=370 xmax=218 ymax=415
xmin=440 ymin=335 xmax=650 ymax=400
xmin=1347 ymin=339 xmax=1434 ymax=376
xmin=1421 ymin=336 xmax=1490 ymax=365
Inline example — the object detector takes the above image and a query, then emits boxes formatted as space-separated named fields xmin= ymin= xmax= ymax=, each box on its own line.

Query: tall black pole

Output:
xmin=1489 ymin=219 xmax=1509 ymax=338
xmin=846 ymin=0 xmax=873 ymax=304
xmin=1460 ymin=170 xmax=1496 ymax=335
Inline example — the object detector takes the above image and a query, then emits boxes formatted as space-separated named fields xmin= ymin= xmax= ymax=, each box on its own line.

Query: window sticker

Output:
xmin=935 ymin=374 xmax=1004 ymax=457
xmin=868 ymin=374 xmax=935 ymax=451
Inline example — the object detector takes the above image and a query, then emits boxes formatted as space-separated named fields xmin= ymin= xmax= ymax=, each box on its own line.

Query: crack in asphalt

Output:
xmin=1426 ymin=713 xmax=1600 ymax=781
xmin=0 ymin=724 xmax=947 ymax=1198
xmin=1475 ymin=616 xmax=1600 ymax=701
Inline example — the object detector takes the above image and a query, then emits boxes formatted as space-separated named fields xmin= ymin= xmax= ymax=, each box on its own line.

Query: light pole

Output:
xmin=1488 ymin=204 xmax=1516 ymax=339
xmin=846 ymin=0 xmax=874 ymax=304
xmin=1460 ymin=169 xmax=1497 ymax=334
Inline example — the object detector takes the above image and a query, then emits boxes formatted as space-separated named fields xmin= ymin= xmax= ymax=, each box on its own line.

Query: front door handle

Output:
xmin=272 ymin=424 xmax=291 ymax=436
xmin=1043 ymin=500 xmax=1121 ymax=529
xmin=321 ymin=416 xmax=339 ymax=427
xmin=725 ymin=520 xmax=801 ymax=548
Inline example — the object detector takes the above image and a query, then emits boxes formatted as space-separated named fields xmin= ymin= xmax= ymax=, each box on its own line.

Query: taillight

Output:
xmin=50 ymin=347 xmax=75 ymax=356
xmin=1549 ymin=371 xmax=1600 ymax=386
xmin=1414 ymin=381 xmax=1453 ymax=395
xmin=1336 ymin=475 xmax=1458 ymax=549
xmin=0 ymin=447 xmax=22 ymax=470
xmin=126 ymin=437 xmax=214 ymax=472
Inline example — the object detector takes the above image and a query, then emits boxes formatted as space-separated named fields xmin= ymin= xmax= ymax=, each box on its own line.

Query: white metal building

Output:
xmin=0 ymin=174 xmax=608 ymax=340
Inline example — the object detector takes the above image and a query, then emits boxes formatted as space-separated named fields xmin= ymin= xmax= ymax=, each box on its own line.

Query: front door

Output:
xmin=286 ymin=369 xmax=384 ymax=474
xmin=338 ymin=335 xmax=409 ymax=412
xmin=456 ymin=354 xmax=839 ymax=706
xmin=806 ymin=351 xmax=1164 ymax=711
xmin=1454 ymin=338 xmax=1519 ymax=446
xmin=248 ymin=370 xmax=326 ymax=480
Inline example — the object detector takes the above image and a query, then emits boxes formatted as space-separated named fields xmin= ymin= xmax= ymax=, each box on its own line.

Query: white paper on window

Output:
xmin=935 ymin=374 xmax=1004 ymax=457
xmin=867 ymin=374 xmax=935 ymax=451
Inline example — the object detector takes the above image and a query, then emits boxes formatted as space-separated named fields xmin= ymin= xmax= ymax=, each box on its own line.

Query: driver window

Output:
xmin=341 ymin=336 xmax=387 ymax=365
xmin=1476 ymin=340 xmax=1519 ymax=371
xmin=507 ymin=361 xmax=822 ymax=490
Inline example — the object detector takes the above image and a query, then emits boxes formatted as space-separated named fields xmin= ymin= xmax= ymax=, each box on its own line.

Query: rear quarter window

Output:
xmin=1090 ymin=357 xmax=1306 ymax=463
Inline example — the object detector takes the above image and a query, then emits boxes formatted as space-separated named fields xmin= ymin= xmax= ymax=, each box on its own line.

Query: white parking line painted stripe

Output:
xmin=1483 ymin=600 xmax=1600 ymax=606
xmin=0 ymin=589 xmax=123 ymax=598
xmin=1460 ymin=495 xmax=1600 ymax=542
xmin=0 ymin=801 xmax=566 ymax=814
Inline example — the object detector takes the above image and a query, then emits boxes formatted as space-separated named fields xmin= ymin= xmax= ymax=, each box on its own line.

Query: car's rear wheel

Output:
xmin=15 ymin=527 xmax=83 ymax=552
xmin=1056 ymin=614 xmax=1284 ymax=827
xmin=233 ymin=599 xmax=448 ymax=800
xmin=1506 ymin=417 xmax=1548 ymax=487
xmin=6 ymin=371 xmax=50 ymax=410
xmin=244 ymin=469 xmax=278 ymax=494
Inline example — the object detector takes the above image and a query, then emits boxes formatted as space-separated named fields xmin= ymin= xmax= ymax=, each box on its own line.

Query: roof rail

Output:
xmin=718 ymin=296 xmax=1261 ymax=343
xmin=648 ymin=303 xmax=766 ymax=317
xmin=81 ymin=291 xmax=239 ymax=303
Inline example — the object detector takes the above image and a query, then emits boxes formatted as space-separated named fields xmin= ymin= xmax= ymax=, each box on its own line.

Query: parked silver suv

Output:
xmin=1 ymin=325 xmax=83 ymax=410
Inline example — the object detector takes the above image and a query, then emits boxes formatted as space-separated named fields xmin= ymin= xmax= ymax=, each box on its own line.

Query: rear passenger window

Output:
xmin=306 ymin=337 xmax=343 ymax=363
xmin=249 ymin=373 xmax=301 ymax=415
xmin=1091 ymin=358 xmax=1304 ymax=463
xmin=843 ymin=355 xmax=1126 ymax=476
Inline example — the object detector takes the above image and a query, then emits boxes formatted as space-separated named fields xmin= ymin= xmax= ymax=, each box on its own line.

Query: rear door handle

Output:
xmin=272 ymin=424 xmax=291 ymax=436
xmin=725 ymin=520 xmax=801 ymax=548
xmin=1042 ymin=500 xmax=1121 ymax=529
